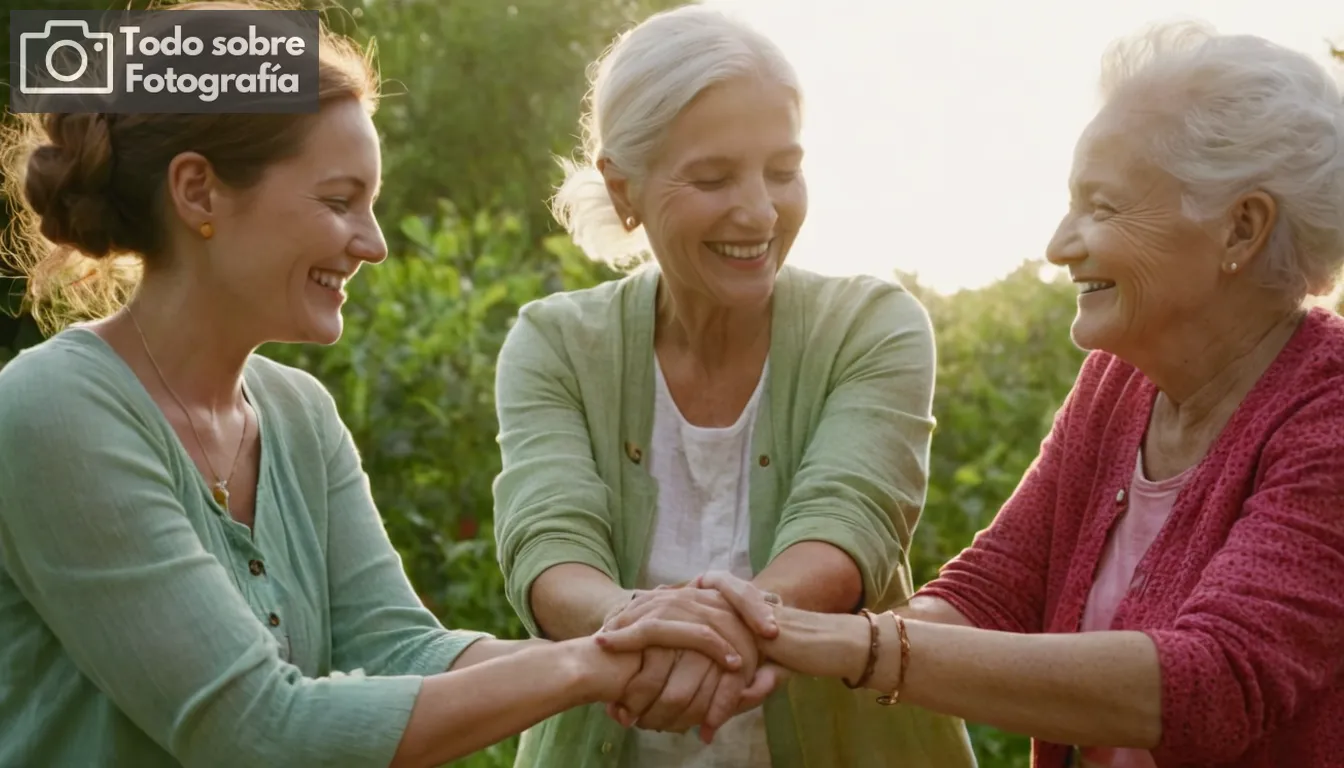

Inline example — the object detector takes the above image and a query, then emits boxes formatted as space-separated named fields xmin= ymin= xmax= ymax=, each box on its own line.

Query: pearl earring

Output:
xmin=199 ymin=222 xmax=214 ymax=239
xmin=1226 ymin=261 xmax=1239 ymax=273
xmin=625 ymin=216 xmax=636 ymax=229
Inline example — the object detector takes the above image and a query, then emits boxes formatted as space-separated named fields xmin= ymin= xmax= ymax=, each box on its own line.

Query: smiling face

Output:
xmin=208 ymin=98 xmax=387 ymax=345
xmin=1046 ymin=104 xmax=1228 ymax=356
xmin=630 ymin=74 xmax=806 ymax=310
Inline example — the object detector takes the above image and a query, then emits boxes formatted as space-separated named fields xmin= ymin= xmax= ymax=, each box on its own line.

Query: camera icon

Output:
xmin=19 ymin=20 xmax=115 ymax=95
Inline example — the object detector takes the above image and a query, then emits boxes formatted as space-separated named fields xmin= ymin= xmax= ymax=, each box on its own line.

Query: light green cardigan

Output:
xmin=0 ymin=330 xmax=486 ymax=768
xmin=493 ymin=264 xmax=977 ymax=767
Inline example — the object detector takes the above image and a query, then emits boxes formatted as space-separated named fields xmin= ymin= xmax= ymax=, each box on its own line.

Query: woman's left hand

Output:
xmin=692 ymin=570 xmax=783 ymax=637
xmin=693 ymin=570 xmax=869 ymax=682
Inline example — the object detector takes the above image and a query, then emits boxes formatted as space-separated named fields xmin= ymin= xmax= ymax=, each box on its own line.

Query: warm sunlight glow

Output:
xmin=706 ymin=0 xmax=1343 ymax=294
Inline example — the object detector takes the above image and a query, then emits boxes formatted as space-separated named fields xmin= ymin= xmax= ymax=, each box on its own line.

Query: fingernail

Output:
xmin=726 ymin=653 xmax=741 ymax=666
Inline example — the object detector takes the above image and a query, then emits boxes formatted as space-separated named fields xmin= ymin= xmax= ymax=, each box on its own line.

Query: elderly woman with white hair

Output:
xmin=490 ymin=4 xmax=976 ymax=767
xmin=601 ymin=21 xmax=1344 ymax=768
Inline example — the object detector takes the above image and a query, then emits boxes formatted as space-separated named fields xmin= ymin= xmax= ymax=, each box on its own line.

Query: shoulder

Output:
xmin=0 ymin=329 xmax=146 ymax=435
xmin=1274 ymin=307 xmax=1344 ymax=389
xmin=1252 ymin=309 xmax=1344 ymax=450
xmin=245 ymin=352 xmax=338 ymax=413
xmin=513 ymin=270 xmax=642 ymax=336
xmin=779 ymin=267 xmax=934 ymax=363
xmin=244 ymin=352 xmax=345 ymax=448
xmin=783 ymin=266 xmax=930 ymax=325
xmin=501 ymin=270 xmax=650 ymax=371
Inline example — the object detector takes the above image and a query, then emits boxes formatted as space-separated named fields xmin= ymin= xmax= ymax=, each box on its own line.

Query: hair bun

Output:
xmin=23 ymin=113 xmax=124 ymax=258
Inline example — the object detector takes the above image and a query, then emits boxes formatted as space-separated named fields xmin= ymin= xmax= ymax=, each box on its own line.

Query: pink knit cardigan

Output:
xmin=918 ymin=307 xmax=1344 ymax=768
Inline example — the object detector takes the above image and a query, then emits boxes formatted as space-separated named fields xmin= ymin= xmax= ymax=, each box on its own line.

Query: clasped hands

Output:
xmin=593 ymin=572 xmax=785 ymax=744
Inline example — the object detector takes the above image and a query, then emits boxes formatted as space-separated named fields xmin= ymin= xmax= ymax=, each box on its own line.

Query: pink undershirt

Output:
xmin=1078 ymin=449 xmax=1193 ymax=768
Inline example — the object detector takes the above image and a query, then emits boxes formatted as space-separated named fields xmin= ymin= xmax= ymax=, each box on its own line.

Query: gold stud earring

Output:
xmin=199 ymin=222 xmax=214 ymax=239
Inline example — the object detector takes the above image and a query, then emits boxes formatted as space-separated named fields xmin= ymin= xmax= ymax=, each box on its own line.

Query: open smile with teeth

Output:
xmin=1077 ymin=280 xmax=1115 ymax=295
xmin=707 ymin=240 xmax=772 ymax=260
xmin=310 ymin=267 xmax=348 ymax=292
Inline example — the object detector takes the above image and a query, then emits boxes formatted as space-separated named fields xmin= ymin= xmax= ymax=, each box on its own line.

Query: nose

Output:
xmin=732 ymin=175 xmax=778 ymax=232
xmin=1045 ymin=211 xmax=1085 ymax=266
xmin=349 ymin=214 xmax=388 ymax=265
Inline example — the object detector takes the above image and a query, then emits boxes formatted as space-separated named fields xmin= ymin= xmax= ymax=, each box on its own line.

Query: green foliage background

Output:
xmin=15 ymin=2 xmax=1337 ymax=767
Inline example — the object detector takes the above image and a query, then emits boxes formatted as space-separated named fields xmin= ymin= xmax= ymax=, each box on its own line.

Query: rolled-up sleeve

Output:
xmin=770 ymin=287 xmax=937 ymax=610
xmin=316 ymin=378 xmax=489 ymax=677
xmin=0 ymin=366 xmax=421 ymax=767
xmin=492 ymin=305 xmax=620 ymax=637
xmin=1146 ymin=394 xmax=1344 ymax=764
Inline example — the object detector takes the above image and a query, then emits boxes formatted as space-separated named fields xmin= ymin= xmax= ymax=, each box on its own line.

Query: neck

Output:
xmin=117 ymin=268 xmax=257 ymax=413
xmin=655 ymin=279 xmax=771 ymax=371
xmin=1131 ymin=294 xmax=1306 ymax=429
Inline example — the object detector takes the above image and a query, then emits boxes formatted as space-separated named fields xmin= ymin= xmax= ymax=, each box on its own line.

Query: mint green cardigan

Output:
xmin=493 ymin=265 xmax=977 ymax=767
xmin=0 ymin=330 xmax=486 ymax=767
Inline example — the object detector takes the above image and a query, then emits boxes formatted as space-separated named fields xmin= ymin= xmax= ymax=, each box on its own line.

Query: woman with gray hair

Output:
xmin=601 ymin=21 xmax=1344 ymax=768
xmin=491 ymin=3 xmax=975 ymax=767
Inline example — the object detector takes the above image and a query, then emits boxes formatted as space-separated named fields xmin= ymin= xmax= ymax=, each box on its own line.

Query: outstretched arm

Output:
xmin=0 ymin=356 xmax=743 ymax=768
xmin=607 ymin=572 xmax=1158 ymax=748
xmin=392 ymin=626 xmax=742 ymax=767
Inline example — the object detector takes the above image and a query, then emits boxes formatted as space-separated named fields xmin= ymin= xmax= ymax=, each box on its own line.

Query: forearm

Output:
xmin=448 ymin=637 xmax=550 ymax=670
xmin=894 ymin=620 xmax=1161 ymax=747
xmin=530 ymin=563 xmax=632 ymax=639
xmin=895 ymin=594 xmax=975 ymax=627
xmin=391 ymin=638 xmax=604 ymax=768
xmin=754 ymin=541 xmax=863 ymax=613
xmin=771 ymin=609 xmax=1162 ymax=747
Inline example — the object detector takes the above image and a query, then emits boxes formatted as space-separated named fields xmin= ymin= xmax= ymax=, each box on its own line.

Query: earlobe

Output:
xmin=165 ymin=151 xmax=217 ymax=234
xmin=598 ymin=157 xmax=638 ymax=230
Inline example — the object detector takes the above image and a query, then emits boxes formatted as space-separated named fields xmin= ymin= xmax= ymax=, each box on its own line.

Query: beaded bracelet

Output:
xmin=843 ymin=608 xmax=881 ymax=689
xmin=876 ymin=611 xmax=911 ymax=706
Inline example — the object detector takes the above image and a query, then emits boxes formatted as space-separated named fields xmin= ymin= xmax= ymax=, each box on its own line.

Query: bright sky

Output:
xmin=705 ymin=0 xmax=1343 ymax=294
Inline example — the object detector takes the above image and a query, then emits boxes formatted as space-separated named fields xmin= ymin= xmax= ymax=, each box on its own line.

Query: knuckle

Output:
xmin=629 ymin=676 xmax=659 ymax=698
xmin=664 ymin=688 xmax=694 ymax=710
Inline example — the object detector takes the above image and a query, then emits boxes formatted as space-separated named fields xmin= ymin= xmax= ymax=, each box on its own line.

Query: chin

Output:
xmin=306 ymin=319 xmax=344 ymax=346
xmin=283 ymin=311 xmax=344 ymax=346
xmin=1069 ymin=316 xmax=1122 ymax=354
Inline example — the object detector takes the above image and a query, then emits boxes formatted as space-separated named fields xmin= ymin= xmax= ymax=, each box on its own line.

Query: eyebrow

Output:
xmin=1069 ymin=178 xmax=1108 ymax=199
xmin=680 ymin=147 xmax=805 ymax=173
xmin=318 ymin=173 xmax=381 ymax=200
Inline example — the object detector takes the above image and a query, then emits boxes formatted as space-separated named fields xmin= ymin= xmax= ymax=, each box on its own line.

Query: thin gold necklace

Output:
xmin=126 ymin=307 xmax=249 ymax=511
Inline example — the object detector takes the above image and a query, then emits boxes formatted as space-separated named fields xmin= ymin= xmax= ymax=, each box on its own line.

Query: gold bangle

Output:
xmin=843 ymin=608 xmax=880 ymax=689
xmin=876 ymin=612 xmax=910 ymax=706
